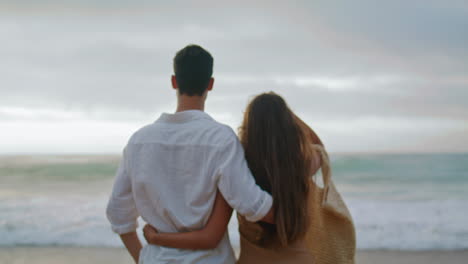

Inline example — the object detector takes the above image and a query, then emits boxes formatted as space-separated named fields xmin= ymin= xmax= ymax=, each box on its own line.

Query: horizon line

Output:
xmin=1 ymin=151 xmax=467 ymax=157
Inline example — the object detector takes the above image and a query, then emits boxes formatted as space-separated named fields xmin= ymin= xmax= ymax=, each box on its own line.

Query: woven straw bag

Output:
xmin=305 ymin=144 xmax=356 ymax=264
xmin=237 ymin=144 xmax=356 ymax=264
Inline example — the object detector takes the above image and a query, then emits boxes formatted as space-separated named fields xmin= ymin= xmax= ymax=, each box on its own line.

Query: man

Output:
xmin=106 ymin=44 xmax=274 ymax=264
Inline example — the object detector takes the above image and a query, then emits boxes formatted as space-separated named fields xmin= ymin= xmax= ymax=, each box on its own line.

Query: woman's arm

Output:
xmin=143 ymin=191 xmax=233 ymax=250
xmin=294 ymin=114 xmax=323 ymax=174
xmin=294 ymin=114 xmax=324 ymax=146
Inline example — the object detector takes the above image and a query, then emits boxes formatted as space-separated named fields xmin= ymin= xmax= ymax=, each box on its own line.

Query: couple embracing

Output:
xmin=106 ymin=45 xmax=355 ymax=264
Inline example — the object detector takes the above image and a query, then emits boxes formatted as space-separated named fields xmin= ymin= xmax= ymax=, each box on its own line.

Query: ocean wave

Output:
xmin=1 ymin=195 xmax=467 ymax=250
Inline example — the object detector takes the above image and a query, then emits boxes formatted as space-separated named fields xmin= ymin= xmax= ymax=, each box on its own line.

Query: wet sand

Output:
xmin=1 ymin=247 xmax=467 ymax=264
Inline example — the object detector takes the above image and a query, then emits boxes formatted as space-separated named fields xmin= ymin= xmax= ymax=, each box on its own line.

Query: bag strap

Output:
xmin=311 ymin=144 xmax=332 ymax=202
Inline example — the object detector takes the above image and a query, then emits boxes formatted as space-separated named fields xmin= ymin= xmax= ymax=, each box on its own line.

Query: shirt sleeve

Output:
xmin=215 ymin=136 xmax=273 ymax=222
xmin=106 ymin=146 xmax=139 ymax=234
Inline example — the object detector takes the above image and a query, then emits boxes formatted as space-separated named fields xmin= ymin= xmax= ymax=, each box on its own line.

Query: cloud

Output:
xmin=0 ymin=1 xmax=466 ymax=152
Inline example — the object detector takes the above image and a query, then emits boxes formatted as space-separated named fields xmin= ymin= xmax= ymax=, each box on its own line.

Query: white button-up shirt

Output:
xmin=106 ymin=110 xmax=273 ymax=264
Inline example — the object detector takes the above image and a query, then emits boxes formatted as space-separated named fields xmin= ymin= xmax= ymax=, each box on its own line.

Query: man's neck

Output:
xmin=176 ymin=95 xmax=205 ymax=113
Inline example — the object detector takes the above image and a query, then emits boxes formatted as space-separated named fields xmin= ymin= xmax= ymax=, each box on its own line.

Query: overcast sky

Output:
xmin=1 ymin=0 xmax=467 ymax=154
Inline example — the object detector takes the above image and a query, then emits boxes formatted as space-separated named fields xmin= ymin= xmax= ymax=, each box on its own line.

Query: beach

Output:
xmin=2 ymin=1 xmax=468 ymax=262
xmin=1 ymin=247 xmax=467 ymax=264
xmin=1 ymin=154 xmax=467 ymax=261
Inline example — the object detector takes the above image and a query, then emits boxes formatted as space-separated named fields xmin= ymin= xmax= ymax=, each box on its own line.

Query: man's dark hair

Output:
xmin=173 ymin=44 xmax=214 ymax=96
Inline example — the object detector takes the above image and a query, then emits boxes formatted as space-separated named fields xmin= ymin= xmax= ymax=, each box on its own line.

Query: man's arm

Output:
xmin=260 ymin=208 xmax=275 ymax=224
xmin=120 ymin=232 xmax=142 ymax=263
xmin=215 ymin=131 xmax=274 ymax=223
xmin=106 ymin=147 xmax=140 ymax=262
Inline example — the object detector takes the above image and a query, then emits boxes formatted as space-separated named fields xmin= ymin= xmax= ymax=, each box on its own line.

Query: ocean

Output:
xmin=1 ymin=153 xmax=467 ymax=250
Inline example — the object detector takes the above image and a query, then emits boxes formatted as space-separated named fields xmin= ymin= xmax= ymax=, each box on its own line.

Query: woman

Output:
xmin=143 ymin=92 xmax=327 ymax=263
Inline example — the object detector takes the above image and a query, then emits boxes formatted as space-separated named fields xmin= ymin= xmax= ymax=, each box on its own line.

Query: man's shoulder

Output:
xmin=127 ymin=122 xmax=158 ymax=144
xmin=206 ymin=118 xmax=233 ymax=132
xmin=126 ymin=119 xmax=237 ymax=145
xmin=200 ymin=119 xmax=237 ymax=145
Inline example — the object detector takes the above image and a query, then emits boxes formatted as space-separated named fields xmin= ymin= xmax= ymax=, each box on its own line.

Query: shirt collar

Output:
xmin=157 ymin=110 xmax=214 ymax=124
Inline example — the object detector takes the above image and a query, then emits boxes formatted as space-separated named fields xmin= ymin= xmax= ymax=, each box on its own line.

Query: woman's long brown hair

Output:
xmin=239 ymin=92 xmax=316 ymax=246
